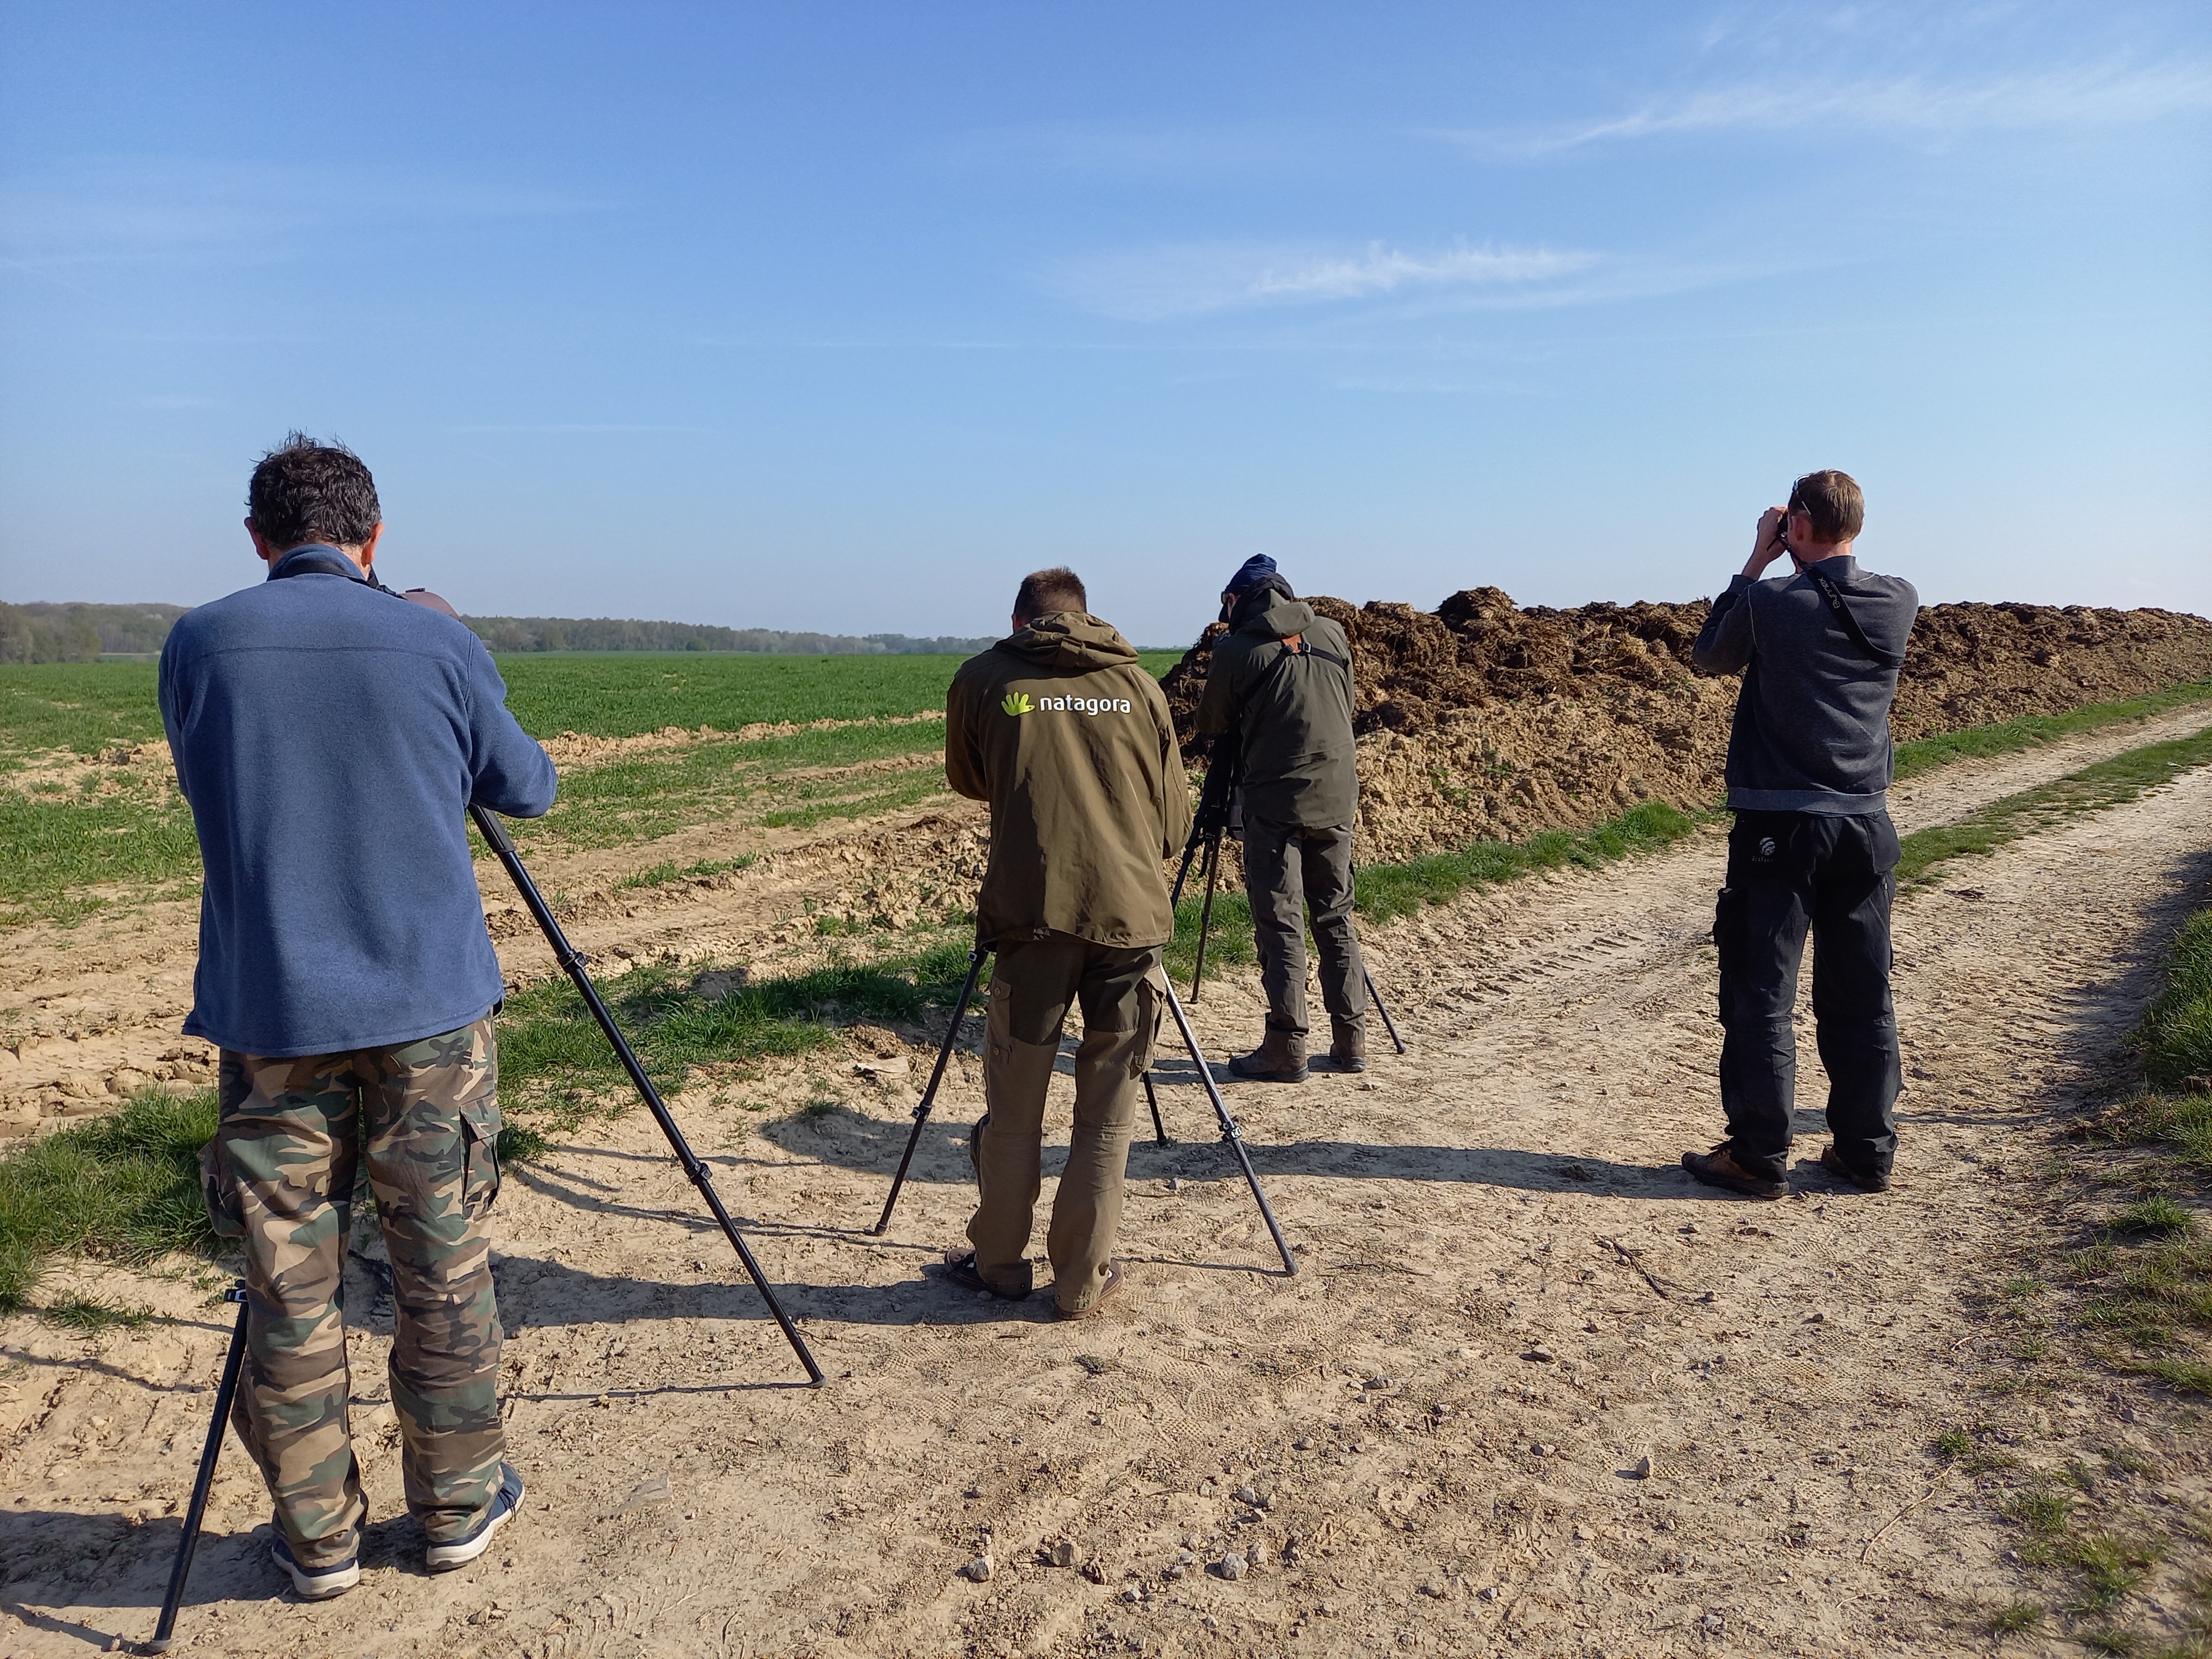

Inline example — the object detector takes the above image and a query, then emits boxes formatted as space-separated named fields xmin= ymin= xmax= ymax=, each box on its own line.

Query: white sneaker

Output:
xmin=425 ymin=1463 xmax=525 ymax=1573
xmin=272 ymin=1533 xmax=360 ymax=1600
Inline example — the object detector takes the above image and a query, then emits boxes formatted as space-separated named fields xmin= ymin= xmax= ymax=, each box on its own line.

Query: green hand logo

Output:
xmin=1001 ymin=691 xmax=1034 ymax=717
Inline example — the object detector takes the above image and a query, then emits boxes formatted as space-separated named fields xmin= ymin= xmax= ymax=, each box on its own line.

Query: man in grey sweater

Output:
xmin=1684 ymin=470 xmax=1918 ymax=1199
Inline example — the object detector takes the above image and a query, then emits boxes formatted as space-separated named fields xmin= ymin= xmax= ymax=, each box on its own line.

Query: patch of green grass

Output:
xmin=2108 ymin=1197 xmax=2199 ymax=1240
xmin=1891 ymin=680 xmax=2212 ymax=780
xmin=2068 ymin=1532 xmax=2164 ymax=1613
xmin=1987 ymin=1600 xmax=2043 ymax=1635
xmin=2011 ymin=1488 xmax=2075 ymax=1534
xmin=495 ymin=1124 xmax=549 ymax=1164
xmin=494 ymin=941 xmax=979 ymax=1125
xmin=1935 ymin=1426 xmax=1974 ymax=1460
xmin=0 ymin=791 xmax=202 ymax=926
xmin=492 ymin=650 xmax=1182 ymax=739
xmin=0 ymin=1091 xmax=222 ymax=1312
xmin=1894 ymin=726 xmax=2212 ymax=889
xmin=617 ymin=855 xmax=757 ymax=892
xmin=0 ymin=664 xmax=166 ymax=763
xmin=39 ymin=1293 xmax=153 ymax=1332
xmin=1357 ymin=799 xmax=1704 ymax=926
xmin=2138 ymin=910 xmax=2212 ymax=1093
xmin=1161 ymin=800 xmax=1704 ymax=989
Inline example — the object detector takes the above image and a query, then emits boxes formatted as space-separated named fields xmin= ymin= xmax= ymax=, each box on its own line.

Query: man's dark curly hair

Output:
xmin=247 ymin=433 xmax=382 ymax=551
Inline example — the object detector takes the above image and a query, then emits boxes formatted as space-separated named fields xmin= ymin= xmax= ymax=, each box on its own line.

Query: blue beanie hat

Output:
xmin=1223 ymin=554 xmax=1278 ymax=596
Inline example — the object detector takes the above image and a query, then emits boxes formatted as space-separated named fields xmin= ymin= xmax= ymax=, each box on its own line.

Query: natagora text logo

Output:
xmin=1001 ymin=690 xmax=1133 ymax=717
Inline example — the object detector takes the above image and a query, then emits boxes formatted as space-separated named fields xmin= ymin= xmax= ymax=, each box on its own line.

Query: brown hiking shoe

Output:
xmin=1819 ymin=1144 xmax=1891 ymax=1193
xmin=1228 ymin=1029 xmax=1307 ymax=1083
xmin=1329 ymin=1017 xmax=1368 ymax=1073
xmin=1056 ymin=1260 xmax=1125 ymax=1320
xmin=1681 ymin=1141 xmax=1788 ymax=1199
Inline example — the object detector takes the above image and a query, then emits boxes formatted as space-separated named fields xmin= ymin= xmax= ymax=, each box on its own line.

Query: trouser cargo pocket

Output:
xmin=459 ymin=1099 xmax=503 ymax=1216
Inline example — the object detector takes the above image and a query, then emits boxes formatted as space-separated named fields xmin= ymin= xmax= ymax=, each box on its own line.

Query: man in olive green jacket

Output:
xmin=942 ymin=566 xmax=1191 ymax=1317
xmin=1195 ymin=556 xmax=1365 ymax=1082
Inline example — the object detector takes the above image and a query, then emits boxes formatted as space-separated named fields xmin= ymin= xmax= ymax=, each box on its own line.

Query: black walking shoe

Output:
xmin=939 ymin=1249 xmax=1032 ymax=1300
xmin=1681 ymin=1141 xmax=1788 ymax=1200
xmin=1228 ymin=1030 xmax=1307 ymax=1083
xmin=272 ymin=1532 xmax=359 ymax=1600
xmin=1819 ymin=1144 xmax=1891 ymax=1192
xmin=425 ymin=1463 xmax=524 ymax=1573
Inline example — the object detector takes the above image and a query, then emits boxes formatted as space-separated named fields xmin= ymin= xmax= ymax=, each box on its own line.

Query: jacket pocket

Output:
xmin=459 ymin=1098 xmax=503 ymax=1217
xmin=199 ymin=1135 xmax=248 ymax=1239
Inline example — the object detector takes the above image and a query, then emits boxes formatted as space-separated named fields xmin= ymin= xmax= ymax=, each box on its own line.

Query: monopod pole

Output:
xmin=872 ymin=948 xmax=984 ymax=1235
xmin=1157 ymin=982 xmax=1296 ymax=1276
xmin=1365 ymin=969 xmax=1408 ymax=1054
xmin=471 ymin=806 xmax=822 ymax=1386
xmin=147 ymin=1282 xmax=248 ymax=1653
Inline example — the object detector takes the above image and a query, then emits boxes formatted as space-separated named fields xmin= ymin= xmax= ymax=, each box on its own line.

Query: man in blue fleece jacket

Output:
xmin=159 ymin=435 xmax=555 ymax=1600
xmin=1683 ymin=469 xmax=1917 ymax=1201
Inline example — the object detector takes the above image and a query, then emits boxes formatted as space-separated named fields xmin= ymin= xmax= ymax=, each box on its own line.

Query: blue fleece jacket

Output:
xmin=158 ymin=547 xmax=557 ymax=1057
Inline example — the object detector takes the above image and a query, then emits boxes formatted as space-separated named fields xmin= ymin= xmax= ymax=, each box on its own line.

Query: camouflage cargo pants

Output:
xmin=204 ymin=1017 xmax=507 ymax=1568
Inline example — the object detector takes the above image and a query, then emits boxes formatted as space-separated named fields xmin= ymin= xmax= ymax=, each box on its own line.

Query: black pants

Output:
xmin=1243 ymin=816 xmax=1365 ymax=1038
xmin=1714 ymin=810 xmax=1902 ymax=1182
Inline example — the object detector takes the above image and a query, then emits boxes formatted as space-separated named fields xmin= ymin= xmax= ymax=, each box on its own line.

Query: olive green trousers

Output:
xmin=967 ymin=936 xmax=1162 ymax=1314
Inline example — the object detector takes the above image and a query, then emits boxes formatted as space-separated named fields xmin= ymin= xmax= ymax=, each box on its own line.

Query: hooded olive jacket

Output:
xmin=1194 ymin=588 xmax=1359 ymax=828
xmin=947 ymin=612 xmax=1193 ymax=950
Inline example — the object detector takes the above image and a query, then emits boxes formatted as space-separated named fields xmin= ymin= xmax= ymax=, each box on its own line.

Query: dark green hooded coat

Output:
xmin=1194 ymin=587 xmax=1358 ymax=827
xmin=947 ymin=612 xmax=1192 ymax=950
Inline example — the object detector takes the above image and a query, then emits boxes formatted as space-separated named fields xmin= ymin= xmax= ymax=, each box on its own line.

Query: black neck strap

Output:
xmin=1802 ymin=563 xmax=1902 ymax=669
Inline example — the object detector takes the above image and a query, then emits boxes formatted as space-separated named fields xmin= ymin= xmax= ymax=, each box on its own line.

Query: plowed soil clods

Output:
xmin=1160 ymin=591 xmax=2212 ymax=861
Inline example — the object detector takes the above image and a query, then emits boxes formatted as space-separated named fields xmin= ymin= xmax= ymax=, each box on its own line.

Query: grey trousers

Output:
xmin=967 ymin=936 xmax=1163 ymax=1314
xmin=1242 ymin=816 xmax=1365 ymax=1038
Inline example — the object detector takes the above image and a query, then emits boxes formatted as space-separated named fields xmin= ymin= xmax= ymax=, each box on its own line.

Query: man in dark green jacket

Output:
xmin=1195 ymin=556 xmax=1366 ymax=1082
xmin=942 ymin=566 xmax=1191 ymax=1317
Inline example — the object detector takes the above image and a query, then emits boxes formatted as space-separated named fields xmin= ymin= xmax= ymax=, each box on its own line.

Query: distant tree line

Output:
xmin=0 ymin=600 xmax=996 ymax=662
xmin=460 ymin=615 xmax=998 ymax=655
xmin=0 ymin=602 xmax=190 ymax=663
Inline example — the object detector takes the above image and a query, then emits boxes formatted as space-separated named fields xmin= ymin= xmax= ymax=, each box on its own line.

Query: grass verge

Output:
xmin=1891 ymin=680 xmax=2212 ymax=781
xmin=1895 ymin=726 xmax=2212 ymax=889
xmin=2065 ymin=903 xmax=2212 ymax=1399
xmin=494 ymin=940 xmax=980 ymax=1127
xmin=1167 ymin=799 xmax=1706 ymax=989
xmin=0 ymin=1091 xmax=220 ymax=1313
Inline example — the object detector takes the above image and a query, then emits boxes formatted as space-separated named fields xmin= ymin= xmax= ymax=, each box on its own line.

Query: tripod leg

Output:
xmin=471 ymin=806 xmax=824 ymax=1385
xmin=1158 ymin=984 xmax=1296 ymax=1276
xmin=1190 ymin=834 xmax=1221 ymax=1001
xmin=1364 ymin=969 xmax=1408 ymax=1054
xmin=1141 ymin=1070 xmax=1170 ymax=1146
xmin=149 ymin=1282 xmax=249 ymax=1653
xmin=872 ymin=950 xmax=985 ymax=1235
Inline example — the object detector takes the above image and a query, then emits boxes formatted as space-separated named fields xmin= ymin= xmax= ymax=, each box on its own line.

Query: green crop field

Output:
xmin=0 ymin=650 xmax=1185 ymax=924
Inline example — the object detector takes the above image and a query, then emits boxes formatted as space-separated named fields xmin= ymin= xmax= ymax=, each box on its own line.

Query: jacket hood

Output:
xmin=1233 ymin=587 xmax=1315 ymax=640
xmin=999 ymin=611 xmax=1140 ymax=671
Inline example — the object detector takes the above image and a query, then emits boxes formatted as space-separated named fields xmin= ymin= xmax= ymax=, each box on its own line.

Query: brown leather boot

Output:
xmin=1329 ymin=1017 xmax=1368 ymax=1073
xmin=1228 ymin=1029 xmax=1308 ymax=1082
xmin=1681 ymin=1140 xmax=1787 ymax=1199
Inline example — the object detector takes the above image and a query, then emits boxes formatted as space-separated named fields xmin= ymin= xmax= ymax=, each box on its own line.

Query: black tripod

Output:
xmin=1175 ymin=746 xmax=1407 ymax=1053
xmin=147 ymin=1282 xmax=248 ymax=1653
xmin=472 ymin=806 xmax=822 ymax=1385
xmin=869 ymin=926 xmax=1297 ymax=1274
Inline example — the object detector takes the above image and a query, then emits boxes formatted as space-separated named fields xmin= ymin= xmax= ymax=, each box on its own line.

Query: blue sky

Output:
xmin=2 ymin=1 xmax=2206 ymax=645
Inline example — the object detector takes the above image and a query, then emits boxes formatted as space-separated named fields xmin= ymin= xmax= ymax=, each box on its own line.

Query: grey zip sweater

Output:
xmin=1691 ymin=555 xmax=1919 ymax=815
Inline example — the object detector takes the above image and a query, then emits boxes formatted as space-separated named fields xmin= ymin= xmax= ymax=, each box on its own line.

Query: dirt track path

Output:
xmin=3 ymin=724 xmax=2210 ymax=1657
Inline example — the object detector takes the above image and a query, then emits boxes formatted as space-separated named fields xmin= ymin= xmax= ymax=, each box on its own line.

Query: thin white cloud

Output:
xmin=1447 ymin=59 xmax=2212 ymax=158
xmin=0 ymin=160 xmax=591 ymax=271
xmin=1048 ymin=241 xmax=1597 ymax=322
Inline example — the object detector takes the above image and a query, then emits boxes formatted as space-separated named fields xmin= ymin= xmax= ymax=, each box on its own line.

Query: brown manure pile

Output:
xmin=1160 ymin=590 xmax=2212 ymax=863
